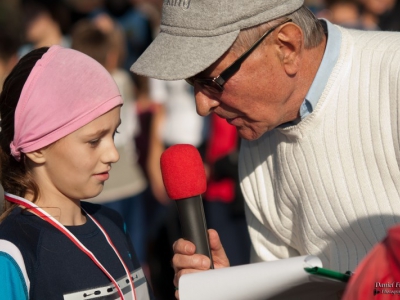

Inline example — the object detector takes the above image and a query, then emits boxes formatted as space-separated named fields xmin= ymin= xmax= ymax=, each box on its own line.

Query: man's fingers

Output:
xmin=208 ymin=229 xmax=222 ymax=250
xmin=172 ymin=238 xmax=196 ymax=255
xmin=172 ymin=252 xmax=211 ymax=273
xmin=172 ymin=238 xmax=211 ymax=272
xmin=207 ymin=229 xmax=230 ymax=268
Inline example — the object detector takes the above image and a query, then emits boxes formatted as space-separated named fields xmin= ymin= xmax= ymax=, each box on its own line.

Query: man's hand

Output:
xmin=172 ymin=229 xmax=230 ymax=299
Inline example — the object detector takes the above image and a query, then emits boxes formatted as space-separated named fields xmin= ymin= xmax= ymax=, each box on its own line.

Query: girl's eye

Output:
xmin=113 ymin=130 xmax=120 ymax=139
xmin=89 ymin=139 xmax=100 ymax=146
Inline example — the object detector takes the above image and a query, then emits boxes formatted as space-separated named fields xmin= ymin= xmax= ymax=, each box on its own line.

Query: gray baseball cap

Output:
xmin=131 ymin=0 xmax=304 ymax=81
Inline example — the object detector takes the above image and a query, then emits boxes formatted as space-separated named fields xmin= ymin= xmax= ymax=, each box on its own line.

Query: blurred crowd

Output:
xmin=0 ymin=0 xmax=399 ymax=299
xmin=306 ymin=0 xmax=400 ymax=30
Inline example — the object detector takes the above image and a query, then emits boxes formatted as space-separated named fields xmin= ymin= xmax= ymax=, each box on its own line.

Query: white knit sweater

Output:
xmin=239 ymin=25 xmax=400 ymax=272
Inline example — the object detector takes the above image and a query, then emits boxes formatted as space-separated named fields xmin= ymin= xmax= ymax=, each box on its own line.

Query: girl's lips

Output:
xmin=94 ymin=172 xmax=109 ymax=181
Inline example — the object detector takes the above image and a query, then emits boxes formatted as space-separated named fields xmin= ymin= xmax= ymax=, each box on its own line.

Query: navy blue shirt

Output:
xmin=0 ymin=202 xmax=154 ymax=300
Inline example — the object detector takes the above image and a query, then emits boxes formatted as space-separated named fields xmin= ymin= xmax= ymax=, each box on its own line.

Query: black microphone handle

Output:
xmin=175 ymin=195 xmax=214 ymax=269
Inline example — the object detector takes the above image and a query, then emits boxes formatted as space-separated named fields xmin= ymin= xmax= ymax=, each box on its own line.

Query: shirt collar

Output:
xmin=301 ymin=19 xmax=342 ymax=119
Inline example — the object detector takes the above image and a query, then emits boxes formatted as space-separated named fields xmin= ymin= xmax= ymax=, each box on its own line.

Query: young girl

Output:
xmin=0 ymin=45 xmax=153 ymax=300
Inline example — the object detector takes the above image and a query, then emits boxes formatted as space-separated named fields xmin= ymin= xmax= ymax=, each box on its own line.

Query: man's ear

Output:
xmin=25 ymin=150 xmax=46 ymax=164
xmin=274 ymin=22 xmax=304 ymax=76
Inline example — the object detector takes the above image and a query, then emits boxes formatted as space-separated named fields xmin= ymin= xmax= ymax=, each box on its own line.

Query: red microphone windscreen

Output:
xmin=160 ymin=144 xmax=207 ymax=200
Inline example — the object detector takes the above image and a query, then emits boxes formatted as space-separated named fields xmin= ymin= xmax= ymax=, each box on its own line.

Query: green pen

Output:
xmin=304 ymin=267 xmax=352 ymax=283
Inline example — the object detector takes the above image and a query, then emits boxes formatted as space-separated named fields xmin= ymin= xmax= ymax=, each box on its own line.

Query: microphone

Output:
xmin=160 ymin=144 xmax=214 ymax=268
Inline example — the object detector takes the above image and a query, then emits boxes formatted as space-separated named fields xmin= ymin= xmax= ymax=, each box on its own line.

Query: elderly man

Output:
xmin=131 ymin=0 xmax=400 ymax=297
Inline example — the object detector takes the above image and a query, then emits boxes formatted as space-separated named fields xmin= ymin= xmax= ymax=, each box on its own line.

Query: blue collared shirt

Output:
xmin=301 ymin=20 xmax=342 ymax=119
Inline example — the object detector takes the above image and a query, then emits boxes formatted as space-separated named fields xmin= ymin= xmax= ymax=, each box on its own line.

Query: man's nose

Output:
xmin=194 ymin=89 xmax=220 ymax=116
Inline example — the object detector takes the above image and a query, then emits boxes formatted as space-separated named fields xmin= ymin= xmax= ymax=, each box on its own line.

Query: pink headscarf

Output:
xmin=10 ymin=45 xmax=123 ymax=161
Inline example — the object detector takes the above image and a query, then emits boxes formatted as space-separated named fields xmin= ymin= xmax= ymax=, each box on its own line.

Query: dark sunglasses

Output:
xmin=186 ymin=18 xmax=292 ymax=95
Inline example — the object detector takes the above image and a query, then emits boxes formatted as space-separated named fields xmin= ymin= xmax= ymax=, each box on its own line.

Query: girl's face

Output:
xmin=35 ymin=107 xmax=121 ymax=202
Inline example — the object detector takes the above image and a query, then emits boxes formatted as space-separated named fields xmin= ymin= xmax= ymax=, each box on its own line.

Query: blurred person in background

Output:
xmin=102 ymin=0 xmax=157 ymax=196
xmin=312 ymin=0 xmax=398 ymax=30
xmin=103 ymin=0 xmax=154 ymax=111
xmin=104 ymin=0 xmax=153 ymax=79
xmin=19 ymin=0 xmax=72 ymax=57
xmin=357 ymin=0 xmax=396 ymax=29
xmin=130 ymin=0 xmax=163 ymax=37
xmin=71 ymin=18 xmax=149 ymax=267
xmin=317 ymin=0 xmax=366 ymax=29
xmin=304 ymin=0 xmax=326 ymax=13
xmin=378 ymin=0 xmax=400 ymax=31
